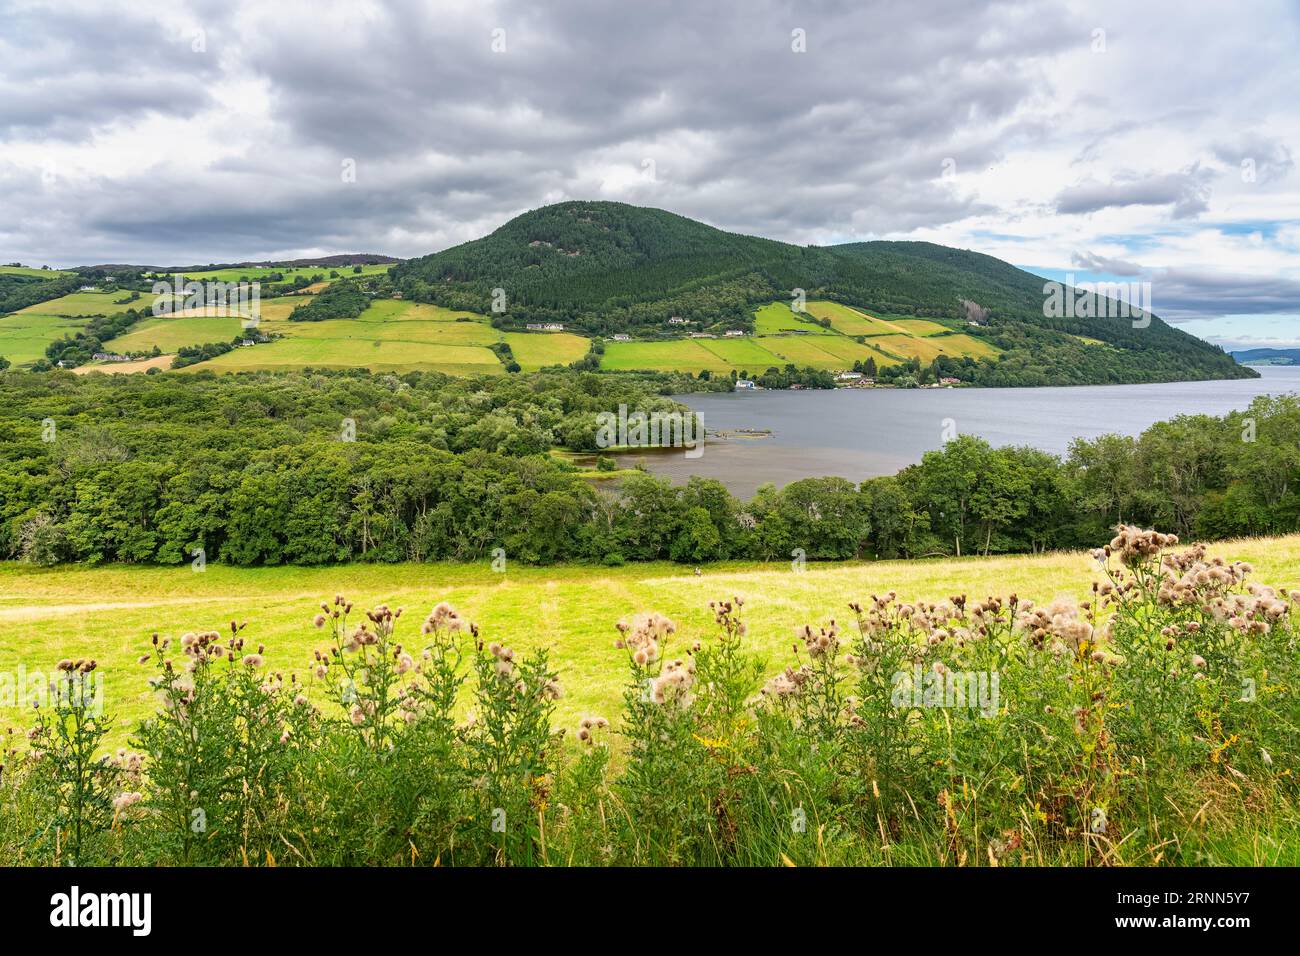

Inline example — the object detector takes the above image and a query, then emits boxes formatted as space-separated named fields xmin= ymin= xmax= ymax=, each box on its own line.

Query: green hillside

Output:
xmin=392 ymin=201 xmax=1253 ymax=386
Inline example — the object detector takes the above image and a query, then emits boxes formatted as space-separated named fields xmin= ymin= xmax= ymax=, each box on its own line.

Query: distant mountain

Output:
xmin=1231 ymin=348 xmax=1300 ymax=365
xmin=391 ymin=200 xmax=1254 ymax=386
xmin=78 ymin=254 xmax=401 ymax=272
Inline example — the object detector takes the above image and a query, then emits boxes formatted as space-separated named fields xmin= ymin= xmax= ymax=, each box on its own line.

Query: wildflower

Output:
xmin=576 ymin=714 xmax=609 ymax=745
xmin=650 ymin=657 xmax=695 ymax=708
xmin=616 ymin=612 xmax=675 ymax=664
xmin=242 ymin=653 xmax=264 ymax=668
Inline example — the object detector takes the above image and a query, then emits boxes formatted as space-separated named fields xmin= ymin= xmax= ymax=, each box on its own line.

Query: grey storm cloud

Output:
xmin=0 ymin=3 xmax=220 ymax=139
xmin=1055 ymin=166 xmax=1214 ymax=219
xmin=1150 ymin=268 xmax=1300 ymax=321
xmin=0 ymin=0 xmax=1076 ymax=265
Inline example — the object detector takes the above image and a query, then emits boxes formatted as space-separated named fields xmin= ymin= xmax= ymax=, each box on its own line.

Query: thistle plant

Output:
xmin=132 ymin=623 xmax=312 ymax=864
xmin=465 ymin=635 xmax=562 ymax=865
xmin=26 ymin=660 xmax=119 ymax=865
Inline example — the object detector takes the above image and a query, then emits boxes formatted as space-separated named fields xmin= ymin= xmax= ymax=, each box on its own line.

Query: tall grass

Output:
xmin=2 ymin=527 xmax=1296 ymax=866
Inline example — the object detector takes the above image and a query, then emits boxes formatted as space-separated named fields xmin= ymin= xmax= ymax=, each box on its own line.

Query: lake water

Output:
xmin=618 ymin=366 xmax=1300 ymax=498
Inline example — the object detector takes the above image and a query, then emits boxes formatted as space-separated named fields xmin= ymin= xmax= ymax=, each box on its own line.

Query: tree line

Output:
xmin=0 ymin=367 xmax=1295 ymax=566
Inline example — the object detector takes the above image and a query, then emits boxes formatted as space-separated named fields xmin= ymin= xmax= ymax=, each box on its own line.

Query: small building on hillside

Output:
xmin=940 ymin=376 xmax=961 ymax=385
xmin=734 ymin=379 xmax=756 ymax=390
xmin=724 ymin=330 xmax=745 ymax=337
xmin=667 ymin=316 xmax=689 ymax=325
xmin=611 ymin=333 xmax=631 ymax=342
xmin=526 ymin=322 xmax=565 ymax=332
xmin=687 ymin=331 xmax=716 ymax=338
xmin=835 ymin=371 xmax=863 ymax=381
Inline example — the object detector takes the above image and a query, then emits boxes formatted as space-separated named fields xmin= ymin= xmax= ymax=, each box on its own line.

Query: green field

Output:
xmin=890 ymin=317 xmax=953 ymax=336
xmin=599 ymin=339 xmax=733 ymax=372
xmin=0 ymin=312 xmax=90 ymax=363
xmin=107 ymin=315 xmax=245 ymax=353
xmin=753 ymin=301 xmax=826 ymax=334
xmin=873 ymin=331 xmax=1000 ymax=362
xmin=3 ymin=535 xmax=1298 ymax=740
xmin=503 ymin=331 xmax=590 ymax=369
xmin=14 ymin=291 xmax=146 ymax=317
xmin=190 ymin=337 xmax=502 ymax=373
xmin=803 ymin=300 xmax=905 ymax=336
xmin=0 ymin=265 xmax=73 ymax=278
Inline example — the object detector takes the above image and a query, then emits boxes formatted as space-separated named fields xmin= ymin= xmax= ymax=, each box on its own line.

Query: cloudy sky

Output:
xmin=2 ymin=0 xmax=1297 ymax=349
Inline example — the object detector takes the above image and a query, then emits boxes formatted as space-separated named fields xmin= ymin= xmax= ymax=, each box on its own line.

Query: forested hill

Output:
xmin=391 ymin=200 xmax=1253 ymax=386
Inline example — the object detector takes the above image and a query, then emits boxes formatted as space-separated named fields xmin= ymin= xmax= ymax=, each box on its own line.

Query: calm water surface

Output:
xmin=618 ymin=366 xmax=1300 ymax=498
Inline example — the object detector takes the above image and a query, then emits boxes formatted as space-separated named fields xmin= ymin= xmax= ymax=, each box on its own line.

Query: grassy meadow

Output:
xmin=5 ymin=534 xmax=1299 ymax=743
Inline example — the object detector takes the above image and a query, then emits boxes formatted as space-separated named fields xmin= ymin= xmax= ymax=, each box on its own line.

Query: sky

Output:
xmin=1 ymin=0 xmax=1298 ymax=350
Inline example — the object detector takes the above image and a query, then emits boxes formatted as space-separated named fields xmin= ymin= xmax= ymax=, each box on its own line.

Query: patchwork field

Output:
xmin=98 ymin=300 xmax=546 ymax=375
xmin=596 ymin=301 xmax=999 ymax=376
xmin=2 ymin=289 xmax=996 ymax=378
xmin=155 ymin=263 xmax=392 ymax=284
xmin=3 ymin=535 xmax=1297 ymax=741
